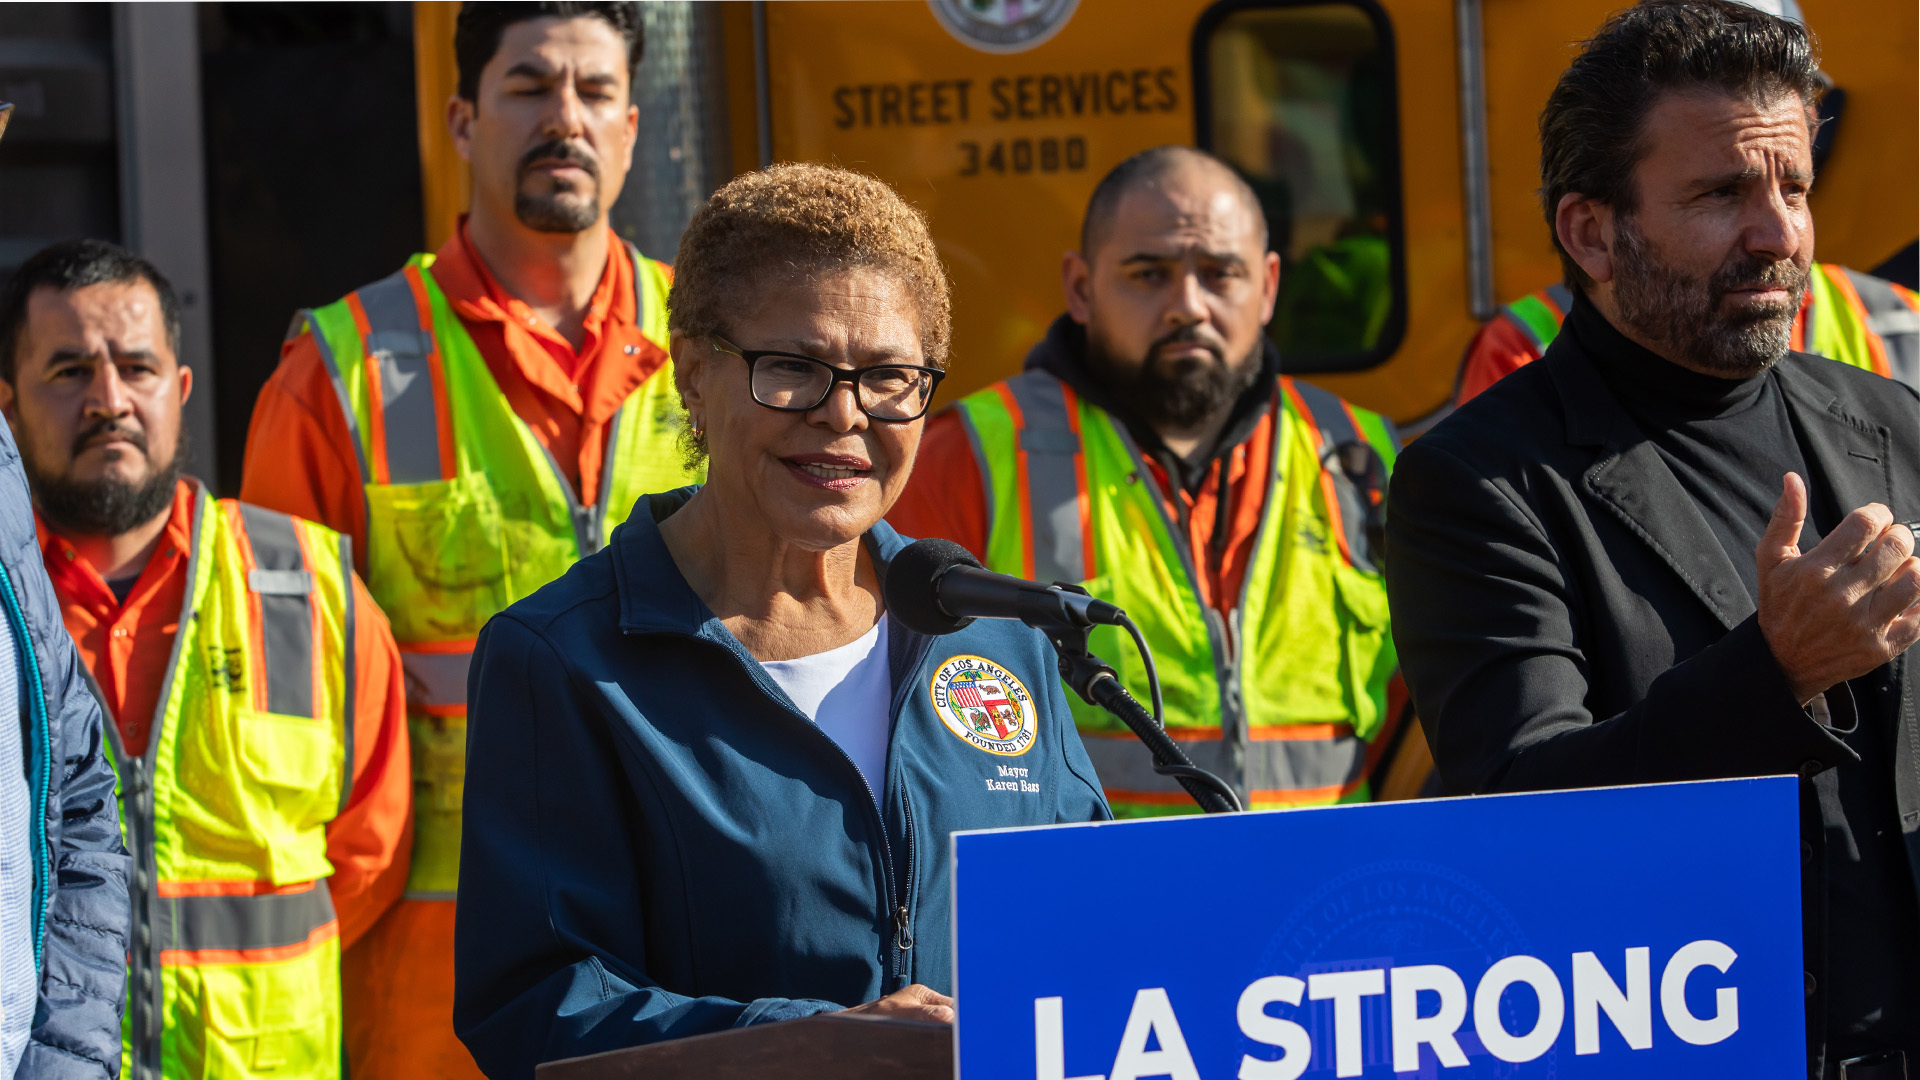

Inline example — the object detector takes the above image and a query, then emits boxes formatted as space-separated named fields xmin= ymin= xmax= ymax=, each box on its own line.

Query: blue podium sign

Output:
xmin=952 ymin=777 xmax=1803 ymax=1079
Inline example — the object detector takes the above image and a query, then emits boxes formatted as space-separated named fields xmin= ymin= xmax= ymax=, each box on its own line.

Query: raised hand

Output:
xmin=1757 ymin=472 xmax=1920 ymax=705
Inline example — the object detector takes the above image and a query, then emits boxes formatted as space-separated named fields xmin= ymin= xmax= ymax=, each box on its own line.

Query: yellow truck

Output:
xmin=416 ymin=0 xmax=1917 ymax=426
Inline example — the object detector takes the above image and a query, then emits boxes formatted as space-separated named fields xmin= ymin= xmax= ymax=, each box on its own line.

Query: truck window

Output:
xmin=1196 ymin=0 xmax=1404 ymax=372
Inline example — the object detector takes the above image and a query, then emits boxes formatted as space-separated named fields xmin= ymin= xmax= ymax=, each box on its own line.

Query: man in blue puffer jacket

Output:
xmin=0 ymin=356 xmax=130 ymax=1077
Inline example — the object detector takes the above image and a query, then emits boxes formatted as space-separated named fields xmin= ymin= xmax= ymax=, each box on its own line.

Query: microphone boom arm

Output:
xmin=1032 ymin=588 xmax=1242 ymax=815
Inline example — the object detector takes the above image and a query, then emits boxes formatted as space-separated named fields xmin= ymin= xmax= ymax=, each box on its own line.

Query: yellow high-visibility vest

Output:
xmin=296 ymin=245 xmax=701 ymax=898
xmin=98 ymin=486 xmax=354 ymax=1080
xmin=952 ymin=372 xmax=1399 ymax=816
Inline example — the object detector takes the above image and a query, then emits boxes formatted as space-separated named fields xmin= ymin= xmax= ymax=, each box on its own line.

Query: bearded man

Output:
xmin=1384 ymin=2 xmax=1920 ymax=1072
xmin=892 ymin=145 xmax=1406 ymax=817
xmin=0 ymin=238 xmax=412 ymax=1080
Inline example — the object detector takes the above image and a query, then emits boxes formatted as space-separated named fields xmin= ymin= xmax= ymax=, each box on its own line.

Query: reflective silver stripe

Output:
xmin=357 ymin=270 xmax=444 ymax=484
xmin=246 ymin=569 xmax=311 ymax=595
xmin=1845 ymin=267 xmax=1920 ymax=389
xmin=239 ymin=504 xmax=316 ymax=719
xmin=401 ymin=647 xmax=472 ymax=711
xmin=1543 ymin=281 xmax=1574 ymax=314
xmin=1003 ymin=371 xmax=1086 ymax=585
xmin=403 ymin=890 xmax=458 ymax=902
xmin=156 ymin=885 xmax=337 ymax=956
xmin=1080 ymin=731 xmax=1366 ymax=799
xmin=1289 ymin=380 xmax=1378 ymax=573
xmin=1497 ymin=306 xmax=1548 ymax=351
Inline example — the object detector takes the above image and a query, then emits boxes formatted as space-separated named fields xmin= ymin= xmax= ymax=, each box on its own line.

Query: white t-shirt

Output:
xmin=762 ymin=620 xmax=893 ymax=806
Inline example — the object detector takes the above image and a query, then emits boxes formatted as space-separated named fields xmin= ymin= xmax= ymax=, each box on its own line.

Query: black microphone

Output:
xmin=884 ymin=538 xmax=1123 ymax=637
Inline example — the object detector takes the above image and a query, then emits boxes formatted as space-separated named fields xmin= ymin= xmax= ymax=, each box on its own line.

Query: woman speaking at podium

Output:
xmin=450 ymin=163 xmax=1111 ymax=1078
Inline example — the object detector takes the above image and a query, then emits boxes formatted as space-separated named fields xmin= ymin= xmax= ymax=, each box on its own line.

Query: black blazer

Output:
xmin=1385 ymin=325 xmax=1920 ymax=1070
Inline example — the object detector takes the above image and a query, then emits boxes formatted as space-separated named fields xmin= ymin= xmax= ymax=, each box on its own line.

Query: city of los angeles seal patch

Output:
xmin=929 ymin=654 xmax=1037 ymax=757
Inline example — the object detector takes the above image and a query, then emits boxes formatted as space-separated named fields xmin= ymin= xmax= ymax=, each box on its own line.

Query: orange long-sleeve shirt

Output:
xmin=889 ymin=394 xmax=1279 ymax=615
xmin=240 ymin=221 xmax=667 ymax=562
xmin=40 ymin=480 xmax=412 ymax=950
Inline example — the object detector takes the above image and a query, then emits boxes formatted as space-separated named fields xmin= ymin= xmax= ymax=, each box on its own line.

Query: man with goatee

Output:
xmin=1384 ymin=2 xmax=1920 ymax=1072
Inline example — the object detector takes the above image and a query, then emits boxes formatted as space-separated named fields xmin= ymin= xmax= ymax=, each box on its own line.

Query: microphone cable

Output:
xmin=1116 ymin=613 xmax=1165 ymax=729
xmin=1110 ymin=612 xmax=1241 ymax=813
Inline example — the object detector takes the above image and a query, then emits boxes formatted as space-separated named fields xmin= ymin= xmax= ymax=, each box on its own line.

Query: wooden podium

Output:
xmin=533 ymin=1014 xmax=953 ymax=1079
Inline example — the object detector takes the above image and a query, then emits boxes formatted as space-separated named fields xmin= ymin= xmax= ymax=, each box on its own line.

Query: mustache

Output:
xmin=518 ymin=139 xmax=600 ymax=180
xmin=1711 ymin=253 xmax=1807 ymax=300
xmin=72 ymin=419 xmax=146 ymax=458
xmin=1146 ymin=324 xmax=1226 ymax=366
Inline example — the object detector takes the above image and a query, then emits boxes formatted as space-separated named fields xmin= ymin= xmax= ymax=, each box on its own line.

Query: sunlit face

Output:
xmin=451 ymin=16 xmax=638 ymax=234
xmin=1605 ymin=89 xmax=1815 ymax=375
xmin=674 ymin=270 xmax=928 ymax=551
xmin=1065 ymin=163 xmax=1280 ymax=430
xmin=0 ymin=280 xmax=191 ymax=534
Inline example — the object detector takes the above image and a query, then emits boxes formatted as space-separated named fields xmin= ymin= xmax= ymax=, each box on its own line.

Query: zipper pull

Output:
xmin=894 ymin=905 xmax=914 ymax=951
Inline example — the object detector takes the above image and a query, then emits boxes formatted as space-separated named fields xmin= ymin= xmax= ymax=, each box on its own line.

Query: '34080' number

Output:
xmin=958 ymin=137 xmax=1088 ymax=177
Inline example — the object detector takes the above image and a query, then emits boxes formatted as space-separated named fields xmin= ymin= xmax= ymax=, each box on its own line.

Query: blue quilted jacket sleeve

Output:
xmin=0 ymin=423 xmax=130 ymax=1079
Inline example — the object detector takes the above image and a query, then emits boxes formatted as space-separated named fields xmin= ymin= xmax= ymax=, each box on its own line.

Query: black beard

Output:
xmin=1611 ymin=215 xmax=1807 ymax=377
xmin=1084 ymin=323 xmax=1263 ymax=432
xmin=514 ymin=139 xmax=601 ymax=234
xmin=25 ymin=421 xmax=183 ymax=537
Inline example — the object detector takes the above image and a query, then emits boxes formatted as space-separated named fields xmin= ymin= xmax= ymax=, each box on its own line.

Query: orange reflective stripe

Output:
xmin=403 ymin=264 xmax=459 ymax=481
xmin=1248 ymin=778 xmax=1367 ymax=807
xmin=1107 ymin=781 xmax=1366 ymax=807
xmin=994 ymin=382 xmax=1036 ymax=580
xmin=346 ymin=292 xmax=393 ymax=485
xmin=158 ymin=879 xmax=326 ymax=898
xmin=1282 ymin=380 xmax=1355 ymax=565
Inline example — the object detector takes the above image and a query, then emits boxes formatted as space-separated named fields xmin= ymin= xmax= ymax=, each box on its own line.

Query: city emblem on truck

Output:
xmin=927 ymin=0 xmax=1080 ymax=55
xmin=930 ymin=654 xmax=1037 ymax=756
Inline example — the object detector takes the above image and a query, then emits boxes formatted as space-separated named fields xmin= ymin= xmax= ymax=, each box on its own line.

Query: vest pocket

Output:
xmin=365 ymin=474 xmax=510 ymax=641
xmin=232 ymin=712 xmax=336 ymax=885
xmin=237 ymin=712 xmax=332 ymax=793
xmin=195 ymin=952 xmax=336 ymax=1078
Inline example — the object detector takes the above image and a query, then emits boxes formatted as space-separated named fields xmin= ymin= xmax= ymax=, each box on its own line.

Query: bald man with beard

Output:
xmin=891 ymin=145 xmax=1407 ymax=818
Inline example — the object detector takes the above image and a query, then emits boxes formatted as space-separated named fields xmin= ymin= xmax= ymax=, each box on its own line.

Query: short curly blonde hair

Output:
xmin=668 ymin=163 xmax=952 ymax=369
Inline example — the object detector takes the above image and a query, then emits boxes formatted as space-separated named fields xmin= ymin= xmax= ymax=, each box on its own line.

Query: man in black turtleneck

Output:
xmin=1385 ymin=3 xmax=1920 ymax=1074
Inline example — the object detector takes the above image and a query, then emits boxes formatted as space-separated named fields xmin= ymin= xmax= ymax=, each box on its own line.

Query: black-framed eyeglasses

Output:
xmin=710 ymin=336 xmax=945 ymax=421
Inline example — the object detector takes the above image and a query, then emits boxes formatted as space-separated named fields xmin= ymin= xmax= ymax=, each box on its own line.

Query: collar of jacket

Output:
xmin=1021 ymin=313 xmax=1280 ymax=477
xmin=610 ymin=486 xmax=913 ymax=638
xmin=1544 ymin=291 xmax=1899 ymax=632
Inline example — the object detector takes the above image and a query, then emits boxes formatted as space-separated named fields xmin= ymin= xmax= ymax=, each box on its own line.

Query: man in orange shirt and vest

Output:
xmin=891 ymin=146 xmax=1409 ymax=817
xmin=1455 ymin=264 xmax=1919 ymax=405
xmin=0 ymin=238 xmax=411 ymax=1080
xmin=241 ymin=4 xmax=699 ymax=1076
